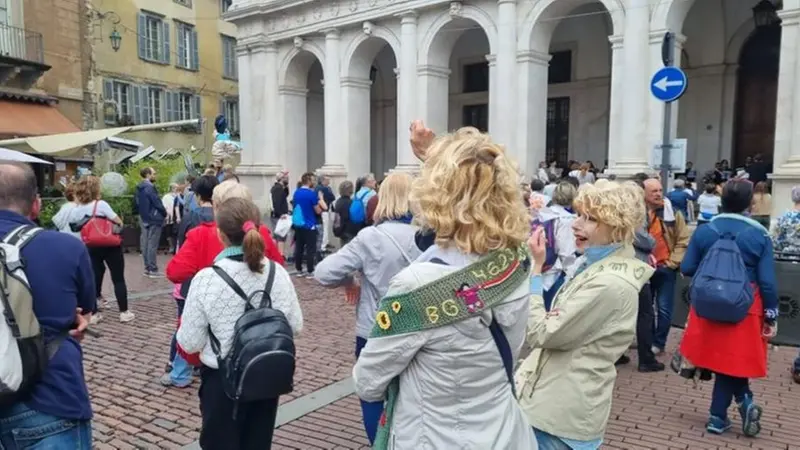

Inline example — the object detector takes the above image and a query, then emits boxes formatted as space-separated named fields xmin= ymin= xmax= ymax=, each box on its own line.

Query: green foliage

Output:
xmin=38 ymin=196 xmax=136 ymax=229
xmin=120 ymin=157 xmax=187 ymax=196
xmin=38 ymin=197 xmax=65 ymax=229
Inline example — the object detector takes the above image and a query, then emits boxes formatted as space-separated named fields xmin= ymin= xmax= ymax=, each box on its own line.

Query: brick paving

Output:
xmin=85 ymin=255 xmax=800 ymax=449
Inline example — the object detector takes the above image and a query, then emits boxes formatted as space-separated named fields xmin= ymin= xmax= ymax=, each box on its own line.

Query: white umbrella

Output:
xmin=0 ymin=147 xmax=52 ymax=165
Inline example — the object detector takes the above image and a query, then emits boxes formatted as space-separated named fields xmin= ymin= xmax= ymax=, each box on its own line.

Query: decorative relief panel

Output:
xmin=261 ymin=0 xmax=419 ymax=34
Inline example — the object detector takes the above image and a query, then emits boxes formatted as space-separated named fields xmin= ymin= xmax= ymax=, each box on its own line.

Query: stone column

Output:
xmin=319 ymin=29 xmax=347 ymax=178
xmin=340 ymin=77 xmax=373 ymax=180
xmin=770 ymin=8 xmax=800 ymax=215
xmin=493 ymin=0 xmax=517 ymax=150
xmin=278 ymin=86 xmax=309 ymax=187
xmin=606 ymin=35 xmax=624 ymax=167
xmin=486 ymin=54 xmax=498 ymax=135
xmin=515 ymin=50 xmax=551 ymax=178
xmin=394 ymin=11 xmax=420 ymax=172
xmin=611 ymin=0 xmax=651 ymax=177
xmin=236 ymin=38 xmax=283 ymax=213
xmin=418 ymin=65 xmax=451 ymax=135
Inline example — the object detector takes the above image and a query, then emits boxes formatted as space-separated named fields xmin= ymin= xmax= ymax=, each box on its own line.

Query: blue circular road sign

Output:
xmin=650 ymin=66 xmax=688 ymax=103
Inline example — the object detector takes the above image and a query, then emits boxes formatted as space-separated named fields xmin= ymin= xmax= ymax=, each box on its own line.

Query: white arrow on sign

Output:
xmin=653 ymin=76 xmax=684 ymax=92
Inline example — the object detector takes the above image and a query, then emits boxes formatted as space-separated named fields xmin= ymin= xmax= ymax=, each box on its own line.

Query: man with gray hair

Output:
xmin=0 ymin=163 xmax=95 ymax=447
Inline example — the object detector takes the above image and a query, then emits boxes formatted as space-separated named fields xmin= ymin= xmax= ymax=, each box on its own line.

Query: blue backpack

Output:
xmin=291 ymin=206 xmax=305 ymax=228
xmin=349 ymin=191 xmax=368 ymax=225
xmin=689 ymin=223 xmax=754 ymax=323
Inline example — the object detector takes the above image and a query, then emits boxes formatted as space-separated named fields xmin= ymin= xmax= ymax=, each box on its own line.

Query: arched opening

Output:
xmin=369 ymin=45 xmax=398 ymax=178
xmin=734 ymin=25 xmax=781 ymax=168
xmin=281 ymin=50 xmax=325 ymax=182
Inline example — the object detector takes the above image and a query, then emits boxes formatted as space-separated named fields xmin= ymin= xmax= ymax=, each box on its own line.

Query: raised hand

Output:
xmin=527 ymin=227 xmax=547 ymax=274
xmin=410 ymin=120 xmax=435 ymax=162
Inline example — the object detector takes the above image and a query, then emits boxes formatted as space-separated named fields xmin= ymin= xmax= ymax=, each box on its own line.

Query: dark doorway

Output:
xmin=734 ymin=25 xmax=780 ymax=168
xmin=462 ymin=103 xmax=489 ymax=132
xmin=546 ymin=97 xmax=570 ymax=168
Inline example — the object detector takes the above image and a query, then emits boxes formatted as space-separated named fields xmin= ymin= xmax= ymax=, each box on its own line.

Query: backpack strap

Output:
xmin=258 ymin=261 xmax=276 ymax=309
xmin=375 ymin=226 xmax=413 ymax=264
xmin=212 ymin=265 xmax=249 ymax=301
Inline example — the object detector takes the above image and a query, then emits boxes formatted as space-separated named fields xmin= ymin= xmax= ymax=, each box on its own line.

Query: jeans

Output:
xmin=532 ymin=428 xmax=572 ymax=450
xmin=168 ymin=299 xmax=192 ymax=387
xmin=355 ymin=337 xmax=384 ymax=445
xmin=651 ymin=266 xmax=677 ymax=350
xmin=89 ymin=245 xmax=129 ymax=313
xmin=793 ymin=350 xmax=800 ymax=373
xmin=636 ymin=283 xmax=658 ymax=365
xmin=0 ymin=403 xmax=91 ymax=450
xmin=710 ymin=374 xmax=751 ymax=420
xmin=293 ymin=228 xmax=318 ymax=273
xmin=199 ymin=366 xmax=279 ymax=450
xmin=140 ymin=221 xmax=163 ymax=273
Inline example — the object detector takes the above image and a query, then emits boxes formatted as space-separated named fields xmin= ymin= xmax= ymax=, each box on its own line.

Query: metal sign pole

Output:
xmin=660 ymin=32 xmax=675 ymax=195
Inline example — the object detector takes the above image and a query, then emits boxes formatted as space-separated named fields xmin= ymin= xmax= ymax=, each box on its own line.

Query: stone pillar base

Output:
xmin=389 ymin=163 xmax=421 ymax=176
xmin=606 ymin=161 xmax=654 ymax=180
xmin=236 ymin=164 xmax=283 ymax=217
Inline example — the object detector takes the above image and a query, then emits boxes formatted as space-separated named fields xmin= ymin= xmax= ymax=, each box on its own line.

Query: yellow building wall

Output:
xmin=90 ymin=0 xmax=237 ymax=159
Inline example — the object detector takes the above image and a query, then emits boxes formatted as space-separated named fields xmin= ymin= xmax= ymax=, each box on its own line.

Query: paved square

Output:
xmin=85 ymin=255 xmax=800 ymax=449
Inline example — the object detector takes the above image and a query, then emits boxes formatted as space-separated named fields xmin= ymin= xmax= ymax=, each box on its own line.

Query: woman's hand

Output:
xmin=69 ymin=308 xmax=90 ymax=342
xmin=527 ymin=228 xmax=547 ymax=274
xmin=345 ymin=281 xmax=360 ymax=306
xmin=410 ymin=120 xmax=435 ymax=162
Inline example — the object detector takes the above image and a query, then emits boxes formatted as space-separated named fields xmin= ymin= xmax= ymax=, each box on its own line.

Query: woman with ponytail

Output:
xmin=177 ymin=198 xmax=303 ymax=449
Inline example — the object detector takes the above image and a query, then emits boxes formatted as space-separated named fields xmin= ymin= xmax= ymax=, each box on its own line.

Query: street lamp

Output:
xmin=109 ymin=27 xmax=122 ymax=52
xmin=753 ymin=0 xmax=780 ymax=28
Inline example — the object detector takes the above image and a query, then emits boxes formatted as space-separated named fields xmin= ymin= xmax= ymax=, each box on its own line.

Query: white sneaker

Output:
xmin=90 ymin=314 xmax=103 ymax=325
xmin=120 ymin=311 xmax=135 ymax=323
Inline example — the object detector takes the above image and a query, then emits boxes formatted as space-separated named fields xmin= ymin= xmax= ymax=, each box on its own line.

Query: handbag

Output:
xmin=80 ymin=201 xmax=122 ymax=247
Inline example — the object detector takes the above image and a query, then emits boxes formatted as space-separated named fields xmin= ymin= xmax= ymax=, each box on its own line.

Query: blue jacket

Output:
xmin=666 ymin=190 xmax=695 ymax=218
xmin=680 ymin=214 xmax=778 ymax=315
xmin=136 ymin=180 xmax=166 ymax=225
xmin=0 ymin=210 xmax=96 ymax=420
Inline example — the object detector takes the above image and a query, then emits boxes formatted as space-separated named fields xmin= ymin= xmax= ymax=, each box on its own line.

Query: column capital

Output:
xmin=649 ymin=29 xmax=686 ymax=47
xmin=497 ymin=0 xmax=518 ymax=4
xmin=608 ymin=34 xmax=624 ymax=49
xmin=516 ymin=50 xmax=550 ymax=66
xmin=236 ymin=34 xmax=276 ymax=56
xmin=278 ymin=86 xmax=309 ymax=97
xmin=397 ymin=10 xmax=418 ymax=23
xmin=485 ymin=54 xmax=497 ymax=66
xmin=340 ymin=77 xmax=372 ymax=89
xmin=393 ymin=67 xmax=400 ymax=79
xmin=779 ymin=8 xmax=800 ymax=25
xmin=418 ymin=65 xmax=451 ymax=79
xmin=322 ymin=28 xmax=340 ymax=39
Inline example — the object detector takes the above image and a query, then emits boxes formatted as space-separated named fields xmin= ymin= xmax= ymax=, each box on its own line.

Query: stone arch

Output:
xmin=278 ymin=41 xmax=325 ymax=87
xmin=342 ymin=26 xmax=401 ymax=78
xmin=651 ymin=0 xmax=696 ymax=32
xmin=518 ymin=0 xmax=625 ymax=52
xmin=419 ymin=5 xmax=498 ymax=66
xmin=725 ymin=19 xmax=757 ymax=64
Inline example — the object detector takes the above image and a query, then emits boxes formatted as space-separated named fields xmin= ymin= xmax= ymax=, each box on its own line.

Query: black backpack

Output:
xmin=210 ymin=261 xmax=295 ymax=412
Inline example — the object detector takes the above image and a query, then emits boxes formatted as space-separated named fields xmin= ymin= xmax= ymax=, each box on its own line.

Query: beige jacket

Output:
xmin=515 ymin=246 xmax=654 ymax=441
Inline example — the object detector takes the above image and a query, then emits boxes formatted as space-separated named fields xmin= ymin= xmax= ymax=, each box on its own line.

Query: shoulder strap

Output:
xmin=428 ymin=257 xmax=517 ymax=397
xmin=92 ymin=201 xmax=99 ymax=217
xmin=258 ymin=260 xmax=276 ymax=309
xmin=375 ymin=226 xmax=413 ymax=264
xmin=3 ymin=226 xmax=42 ymax=272
xmin=211 ymin=265 xmax=248 ymax=301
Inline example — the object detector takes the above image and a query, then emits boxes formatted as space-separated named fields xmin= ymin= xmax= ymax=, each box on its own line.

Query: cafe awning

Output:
xmin=0 ymin=100 xmax=80 ymax=137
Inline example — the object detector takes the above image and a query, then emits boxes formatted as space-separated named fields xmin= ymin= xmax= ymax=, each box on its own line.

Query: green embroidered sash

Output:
xmin=369 ymin=245 xmax=530 ymax=450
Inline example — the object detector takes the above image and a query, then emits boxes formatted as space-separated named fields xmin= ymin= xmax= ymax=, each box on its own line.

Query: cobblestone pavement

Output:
xmin=86 ymin=255 xmax=800 ymax=449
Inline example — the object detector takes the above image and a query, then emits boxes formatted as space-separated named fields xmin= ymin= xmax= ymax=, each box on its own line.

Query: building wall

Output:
xmin=90 ymin=0 xmax=238 ymax=154
xmin=23 ymin=0 xmax=86 ymax=128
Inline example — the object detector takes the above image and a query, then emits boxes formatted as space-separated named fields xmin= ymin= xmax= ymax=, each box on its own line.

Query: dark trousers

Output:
xmin=710 ymin=374 xmax=751 ymax=420
xmin=169 ymin=299 xmax=186 ymax=363
xmin=88 ymin=245 xmax=128 ymax=313
xmin=355 ymin=337 xmax=384 ymax=444
xmin=636 ymin=283 xmax=658 ymax=365
xmin=293 ymin=228 xmax=318 ymax=273
xmin=198 ymin=367 xmax=279 ymax=450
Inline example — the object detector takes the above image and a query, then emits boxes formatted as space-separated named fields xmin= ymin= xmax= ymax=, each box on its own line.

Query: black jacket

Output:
xmin=271 ymin=182 xmax=289 ymax=217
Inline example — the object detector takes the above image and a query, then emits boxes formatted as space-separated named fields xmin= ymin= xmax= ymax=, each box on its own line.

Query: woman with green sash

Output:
xmin=518 ymin=181 xmax=655 ymax=449
xmin=353 ymin=123 xmax=538 ymax=450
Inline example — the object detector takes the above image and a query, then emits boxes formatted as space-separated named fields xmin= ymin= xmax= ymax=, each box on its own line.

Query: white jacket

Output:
xmin=537 ymin=204 xmax=578 ymax=290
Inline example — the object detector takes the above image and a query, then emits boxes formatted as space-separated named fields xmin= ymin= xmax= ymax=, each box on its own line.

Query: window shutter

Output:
xmin=165 ymin=90 xmax=174 ymax=121
xmin=222 ymin=38 xmax=230 ymax=77
xmin=103 ymin=80 xmax=114 ymax=124
xmin=176 ymin=26 xmax=185 ymax=67
xmin=137 ymin=13 xmax=147 ymax=59
xmin=219 ymin=98 xmax=225 ymax=116
xmin=192 ymin=95 xmax=202 ymax=120
xmin=161 ymin=22 xmax=171 ymax=64
xmin=191 ymin=29 xmax=199 ymax=70
xmin=132 ymin=84 xmax=142 ymax=124
xmin=172 ymin=92 xmax=181 ymax=120
xmin=142 ymin=87 xmax=152 ymax=124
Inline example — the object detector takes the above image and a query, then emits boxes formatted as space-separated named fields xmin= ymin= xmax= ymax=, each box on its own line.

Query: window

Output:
xmin=176 ymin=22 xmax=199 ymax=70
xmin=548 ymin=50 xmax=572 ymax=84
xmin=222 ymin=35 xmax=237 ymax=80
xmin=221 ymin=0 xmax=232 ymax=14
xmin=0 ymin=0 xmax=8 ymax=25
xmin=146 ymin=87 xmax=163 ymax=124
xmin=102 ymin=79 xmax=133 ymax=124
xmin=546 ymin=97 xmax=570 ymax=167
xmin=165 ymin=91 xmax=201 ymax=123
xmin=137 ymin=12 xmax=170 ymax=64
xmin=174 ymin=0 xmax=192 ymax=7
xmin=463 ymin=62 xmax=489 ymax=93
xmin=220 ymin=98 xmax=239 ymax=136
xmin=462 ymin=104 xmax=489 ymax=132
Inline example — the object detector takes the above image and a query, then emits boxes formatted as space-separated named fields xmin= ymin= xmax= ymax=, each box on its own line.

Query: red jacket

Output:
xmin=167 ymin=222 xmax=285 ymax=366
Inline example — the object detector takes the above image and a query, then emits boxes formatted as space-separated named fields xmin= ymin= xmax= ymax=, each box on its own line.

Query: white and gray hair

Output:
xmin=792 ymin=185 xmax=800 ymax=204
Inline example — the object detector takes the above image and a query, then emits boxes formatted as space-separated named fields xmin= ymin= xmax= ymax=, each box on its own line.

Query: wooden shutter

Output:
xmin=141 ymin=87 xmax=152 ymax=124
xmin=161 ymin=21 xmax=170 ymax=64
xmin=132 ymin=84 xmax=142 ymax=125
xmin=222 ymin=37 xmax=231 ymax=77
xmin=165 ymin=90 xmax=174 ymax=121
xmin=192 ymin=95 xmax=201 ymax=120
xmin=190 ymin=29 xmax=199 ymax=70
xmin=103 ymin=80 xmax=114 ymax=124
xmin=177 ymin=25 xmax=186 ymax=67
xmin=137 ymin=13 xmax=147 ymax=59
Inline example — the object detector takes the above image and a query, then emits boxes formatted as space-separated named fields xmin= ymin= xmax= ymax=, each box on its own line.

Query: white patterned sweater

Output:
xmin=176 ymin=257 xmax=304 ymax=369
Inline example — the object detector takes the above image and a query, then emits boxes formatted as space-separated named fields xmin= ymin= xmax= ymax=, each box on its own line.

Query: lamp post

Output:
xmin=753 ymin=0 xmax=780 ymax=28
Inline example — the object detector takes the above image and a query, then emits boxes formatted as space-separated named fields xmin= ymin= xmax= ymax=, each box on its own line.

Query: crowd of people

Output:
xmin=1 ymin=120 xmax=799 ymax=450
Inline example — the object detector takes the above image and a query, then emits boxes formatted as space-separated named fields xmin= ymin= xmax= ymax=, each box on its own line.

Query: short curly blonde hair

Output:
xmin=412 ymin=127 xmax=529 ymax=254
xmin=213 ymin=180 xmax=252 ymax=205
xmin=573 ymin=181 xmax=645 ymax=245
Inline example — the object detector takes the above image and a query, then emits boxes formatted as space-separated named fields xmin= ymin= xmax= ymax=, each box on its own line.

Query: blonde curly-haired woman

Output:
xmin=520 ymin=181 xmax=656 ymax=450
xmin=353 ymin=122 xmax=537 ymax=450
